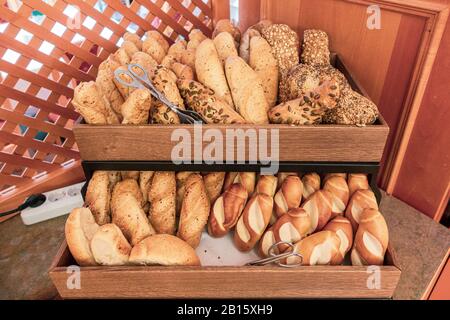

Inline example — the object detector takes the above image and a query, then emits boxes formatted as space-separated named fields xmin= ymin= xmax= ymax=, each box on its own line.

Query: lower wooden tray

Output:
xmin=49 ymin=240 xmax=401 ymax=299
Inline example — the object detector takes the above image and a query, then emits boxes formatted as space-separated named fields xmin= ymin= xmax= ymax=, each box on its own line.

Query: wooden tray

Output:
xmin=49 ymin=240 xmax=401 ymax=299
xmin=73 ymin=55 xmax=389 ymax=163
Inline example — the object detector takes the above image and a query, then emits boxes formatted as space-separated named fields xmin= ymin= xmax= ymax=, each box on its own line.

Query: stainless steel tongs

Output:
xmin=114 ymin=63 xmax=205 ymax=124
xmin=246 ymin=241 xmax=303 ymax=268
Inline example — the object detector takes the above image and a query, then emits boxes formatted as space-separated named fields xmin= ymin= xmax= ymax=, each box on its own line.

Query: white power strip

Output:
xmin=20 ymin=182 xmax=85 ymax=225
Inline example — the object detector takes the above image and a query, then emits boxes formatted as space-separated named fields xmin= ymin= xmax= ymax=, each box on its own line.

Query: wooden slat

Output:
xmin=191 ymin=0 xmax=213 ymax=17
xmin=168 ymin=0 xmax=212 ymax=36
xmin=0 ymin=152 xmax=60 ymax=171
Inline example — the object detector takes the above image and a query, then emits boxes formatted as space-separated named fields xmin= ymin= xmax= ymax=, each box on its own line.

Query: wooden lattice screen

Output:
xmin=0 ymin=0 xmax=214 ymax=210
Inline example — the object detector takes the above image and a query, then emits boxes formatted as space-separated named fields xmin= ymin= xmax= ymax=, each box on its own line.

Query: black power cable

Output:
xmin=0 ymin=194 xmax=47 ymax=218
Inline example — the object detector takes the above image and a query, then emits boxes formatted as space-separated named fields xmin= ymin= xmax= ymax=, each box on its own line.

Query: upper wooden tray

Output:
xmin=73 ymin=55 xmax=389 ymax=163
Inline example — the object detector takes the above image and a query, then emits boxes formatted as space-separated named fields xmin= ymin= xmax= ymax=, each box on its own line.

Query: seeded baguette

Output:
xmin=268 ymin=97 xmax=324 ymax=125
xmin=178 ymin=80 xmax=246 ymax=124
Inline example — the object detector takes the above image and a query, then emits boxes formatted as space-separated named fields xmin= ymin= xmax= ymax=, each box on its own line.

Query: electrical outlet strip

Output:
xmin=20 ymin=182 xmax=85 ymax=225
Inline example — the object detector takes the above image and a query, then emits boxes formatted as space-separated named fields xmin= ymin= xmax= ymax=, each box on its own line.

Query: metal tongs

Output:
xmin=114 ymin=63 xmax=205 ymax=124
xmin=246 ymin=241 xmax=303 ymax=268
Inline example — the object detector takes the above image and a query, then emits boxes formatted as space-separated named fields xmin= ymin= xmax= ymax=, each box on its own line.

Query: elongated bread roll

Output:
xmin=146 ymin=30 xmax=169 ymax=53
xmin=120 ymin=171 xmax=140 ymax=180
xmin=255 ymin=175 xmax=278 ymax=197
xmin=180 ymin=48 xmax=196 ymax=71
xmin=178 ymin=174 xmax=211 ymax=248
xmin=177 ymin=80 xmax=246 ymax=124
xmin=65 ymin=207 xmax=99 ymax=266
xmin=301 ymin=190 xmax=333 ymax=233
xmin=111 ymin=178 xmax=144 ymax=208
xmin=123 ymin=32 xmax=142 ymax=50
xmin=171 ymin=62 xmax=194 ymax=80
xmin=277 ymin=172 xmax=298 ymax=190
xmin=96 ymin=56 xmax=124 ymax=117
xmin=108 ymin=171 xmax=122 ymax=189
xmin=148 ymin=171 xmax=176 ymax=235
xmin=111 ymin=192 xmax=155 ymax=246
xmin=323 ymin=176 xmax=350 ymax=218
xmin=189 ymin=29 xmax=208 ymax=43
xmin=351 ymin=209 xmax=389 ymax=266
xmin=323 ymin=216 xmax=353 ymax=264
xmin=168 ymin=39 xmax=187 ymax=61
xmin=129 ymin=234 xmax=200 ymax=266
xmin=196 ymin=39 xmax=234 ymax=107
xmin=72 ymin=81 xmax=119 ymax=124
xmin=203 ymin=172 xmax=226 ymax=203
xmin=223 ymin=172 xmax=256 ymax=195
xmin=212 ymin=19 xmax=241 ymax=47
xmin=271 ymin=208 xmax=311 ymax=254
xmin=142 ymin=35 xmax=166 ymax=63
xmin=121 ymin=88 xmax=152 ymax=124
xmin=161 ymin=54 xmax=177 ymax=69
xmin=348 ymin=173 xmax=369 ymax=196
xmin=324 ymin=173 xmax=347 ymax=183
xmin=258 ymin=225 xmax=276 ymax=258
xmin=285 ymin=231 xmax=341 ymax=266
xmin=225 ymin=56 xmax=269 ymax=124
xmin=345 ymin=189 xmax=378 ymax=231
xmin=249 ymin=36 xmax=279 ymax=108
xmin=113 ymin=65 xmax=136 ymax=100
xmin=85 ymin=171 xmax=111 ymax=225
xmin=274 ymin=175 xmax=303 ymax=217
xmin=113 ymin=47 xmax=130 ymax=65
xmin=234 ymin=193 xmax=273 ymax=252
xmin=90 ymin=224 xmax=131 ymax=266
xmin=130 ymin=51 xmax=158 ymax=76
xmin=208 ymin=183 xmax=248 ymax=237
xmin=213 ymin=32 xmax=238 ymax=65
xmin=175 ymin=171 xmax=197 ymax=215
xmin=139 ymin=171 xmax=154 ymax=204
xmin=302 ymin=172 xmax=321 ymax=201
xmin=121 ymin=40 xmax=139 ymax=58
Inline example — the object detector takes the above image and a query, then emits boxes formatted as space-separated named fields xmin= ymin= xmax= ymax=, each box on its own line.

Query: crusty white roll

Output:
xmin=208 ymin=183 xmax=248 ymax=237
xmin=323 ymin=173 xmax=347 ymax=183
xmin=255 ymin=175 xmax=278 ymax=197
xmin=285 ymin=231 xmax=341 ymax=266
xmin=111 ymin=192 xmax=155 ymax=246
xmin=203 ymin=172 xmax=226 ymax=204
xmin=345 ymin=189 xmax=378 ymax=231
xmin=195 ymin=39 xmax=234 ymax=107
xmin=301 ymin=190 xmax=333 ymax=233
xmin=85 ymin=171 xmax=111 ymax=225
xmin=323 ymin=216 xmax=353 ymax=264
xmin=269 ymin=208 xmax=311 ymax=255
xmin=234 ymin=193 xmax=274 ymax=252
xmin=351 ymin=209 xmax=389 ymax=266
xmin=348 ymin=173 xmax=369 ymax=196
xmin=148 ymin=171 xmax=177 ymax=235
xmin=223 ymin=172 xmax=256 ymax=195
xmin=323 ymin=176 xmax=350 ymax=218
xmin=274 ymin=175 xmax=303 ymax=217
xmin=111 ymin=178 xmax=144 ymax=208
xmin=129 ymin=234 xmax=201 ymax=266
xmin=65 ymin=207 xmax=99 ymax=266
xmin=258 ymin=225 xmax=276 ymax=258
xmin=90 ymin=223 xmax=131 ymax=266
xmin=277 ymin=172 xmax=298 ymax=190
xmin=177 ymin=174 xmax=211 ymax=248
xmin=302 ymin=172 xmax=321 ymax=201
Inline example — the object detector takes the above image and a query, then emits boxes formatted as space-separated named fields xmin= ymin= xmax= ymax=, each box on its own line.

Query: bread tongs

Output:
xmin=114 ymin=63 xmax=205 ymax=124
xmin=246 ymin=241 xmax=303 ymax=268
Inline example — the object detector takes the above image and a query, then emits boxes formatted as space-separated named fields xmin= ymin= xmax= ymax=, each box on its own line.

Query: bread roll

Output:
xmin=249 ymin=36 xmax=279 ymax=107
xmin=324 ymin=173 xmax=347 ymax=182
xmin=120 ymin=171 xmax=140 ymax=180
xmin=96 ymin=56 xmax=124 ymax=116
xmin=301 ymin=190 xmax=333 ymax=233
xmin=213 ymin=32 xmax=238 ymax=65
xmin=168 ymin=39 xmax=187 ymax=61
xmin=239 ymin=28 xmax=260 ymax=63
xmin=108 ymin=171 xmax=122 ymax=189
xmin=139 ymin=171 xmax=154 ymax=204
xmin=277 ymin=172 xmax=298 ymax=190
xmin=323 ymin=216 xmax=353 ymax=264
xmin=130 ymin=51 xmax=158 ymax=76
xmin=111 ymin=192 xmax=155 ymax=246
xmin=180 ymin=48 xmax=196 ymax=71
xmin=142 ymin=35 xmax=166 ymax=63
xmin=285 ymin=231 xmax=341 ymax=266
xmin=189 ymin=29 xmax=207 ymax=44
xmin=268 ymin=97 xmax=324 ymax=125
xmin=274 ymin=175 xmax=303 ymax=217
xmin=345 ymin=189 xmax=378 ymax=231
xmin=351 ymin=209 xmax=388 ymax=266
xmin=225 ymin=56 xmax=269 ymax=124
xmin=258 ymin=225 xmax=276 ymax=258
xmin=72 ymin=81 xmax=119 ymax=124
xmin=129 ymin=234 xmax=201 ymax=266
xmin=146 ymin=30 xmax=169 ymax=53
xmin=270 ymin=208 xmax=311 ymax=254
xmin=171 ymin=62 xmax=194 ymax=80
xmin=148 ymin=171 xmax=176 ymax=235
xmin=175 ymin=171 xmax=197 ymax=215
xmin=121 ymin=40 xmax=139 ymax=58
xmin=177 ymin=80 xmax=246 ymax=124
xmin=213 ymin=19 xmax=241 ymax=47
xmin=234 ymin=193 xmax=273 ymax=252
xmin=65 ymin=207 xmax=99 ymax=266
xmin=195 ymin=39 xmax=234 ymax=107
xmin=112 ymin=47 xmax=130 ymax=65
xmin=121 ymin=88 xmax=152 ymax=124
xmin=112 ymin=178 xmax=144 ymax=208
xmin=113 ymin=65 xmax=137 ymax=101
xmin=85 ymin=171 xmax=111 ymax=225
xmin=301 ymin=29 xmax=331 ymax=67
xmin=90 ymin=224 xmax=131 ymax=266
xmin=255 ymin=175 xmax=277 ymax=197
xmin=302 ymin=173 xmax=321 ymax=201
xmin=323 ymin=176 xmax=350 ymax=218
xmin=178 ymin=174 xmax=211 ymax=248
xmin=208 ymin=183 xmax=248 ymax=237
xmin=123 ymin=32 xmax=142 ymax=50
xmin=203 ymin=172 xmax=226 ymax=203
xmin=223 ymin=172 xmax=256 ymax=195
xmin=161 ymin=54 xmax=177 ymax=69
xmin=348 ymin=173 xmax=369 ymax=196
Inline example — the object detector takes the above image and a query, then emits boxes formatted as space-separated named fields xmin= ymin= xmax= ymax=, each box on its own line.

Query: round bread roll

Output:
xmin=129 ymin=234 xmax=201 ymax=266
xmin=90 ymin=224 xmax=131 ymax=266
xmin=65 ymin=207 xmax=99 ymax=266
